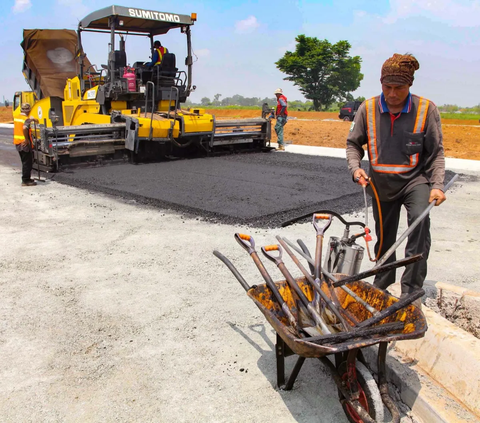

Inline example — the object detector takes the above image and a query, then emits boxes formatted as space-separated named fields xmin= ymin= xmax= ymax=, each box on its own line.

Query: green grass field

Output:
xmin=195 ymin=106 xmax=480 ymax=118
xmin=440 ymin=113 xmax=479 ymax=120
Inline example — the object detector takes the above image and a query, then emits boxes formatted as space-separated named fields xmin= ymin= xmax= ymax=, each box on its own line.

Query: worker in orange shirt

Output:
xmin=273 ymin=88 xmax=288 ymax=151
xmin=147 ymin=40 xmax=168 ymax=67
xmin=13 ymin=103 xmax=38 ymax=186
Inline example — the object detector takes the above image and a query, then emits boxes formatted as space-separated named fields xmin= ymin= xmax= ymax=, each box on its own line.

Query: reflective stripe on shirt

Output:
xmin=366 ymin=96 xmax=429 ymax=173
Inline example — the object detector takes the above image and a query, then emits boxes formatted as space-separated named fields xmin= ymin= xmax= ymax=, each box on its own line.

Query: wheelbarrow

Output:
xmin=214 ymin=234 xmax=427 ymax=423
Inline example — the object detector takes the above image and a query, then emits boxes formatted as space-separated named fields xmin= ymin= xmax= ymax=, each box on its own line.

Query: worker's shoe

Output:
xmin=413 ymin=298 xmax=423 ymax=310
xmin=277 ymin=145 xmax=285 ymax=151
xmin=21 ymin=180 xmax=37 ymax=187
xmin=401 ymin=293 xmax=422 ymax=310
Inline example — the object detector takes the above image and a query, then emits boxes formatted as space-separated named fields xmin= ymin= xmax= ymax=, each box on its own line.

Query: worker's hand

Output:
xmin=429 ymin=188 xmax=446 ymax=206
xmin=353 ymin=169 xmax=369 ymax=186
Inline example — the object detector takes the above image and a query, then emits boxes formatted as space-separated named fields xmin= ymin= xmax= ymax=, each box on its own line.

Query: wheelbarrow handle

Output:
xmin=213 ymin=250 xmax=252 ymax=292
xmin=234 ymin=233 xmax=255 ymax=254
xmin=261 ymin=244 xmax=283 ymax=264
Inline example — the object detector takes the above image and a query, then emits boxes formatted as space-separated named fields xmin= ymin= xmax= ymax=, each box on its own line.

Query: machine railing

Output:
xmin=168 ymin=86 xmax=180 ymax=139
xmin=212 ymin=118 xmax=271 ymax=146
xmin=144 ymin=81 xmax=155 ymax=140
xmin=39 ymin=123 xmax=126 ymax=151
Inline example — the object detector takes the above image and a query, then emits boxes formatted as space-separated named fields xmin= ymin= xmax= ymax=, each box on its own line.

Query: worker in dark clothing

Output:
xmin=13 ymin=103 xmax=38 ymax=186
xmin=274 ymin=88 xmax=288 ymax=151
xmin=346 ymin=54 xmax=446 ymax=302
xmin=146 ymin=40 xmax=168 ymax=67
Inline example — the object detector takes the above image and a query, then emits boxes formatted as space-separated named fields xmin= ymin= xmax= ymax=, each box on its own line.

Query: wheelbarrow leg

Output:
xmin=276 ymin=333 xmax=306 ymax=390
xmin=378 ymin=342 xmax=400 ymax=423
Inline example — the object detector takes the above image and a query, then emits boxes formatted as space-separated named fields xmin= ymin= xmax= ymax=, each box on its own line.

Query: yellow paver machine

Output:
xmin=13 ymin=5 xmax=272 ymax=171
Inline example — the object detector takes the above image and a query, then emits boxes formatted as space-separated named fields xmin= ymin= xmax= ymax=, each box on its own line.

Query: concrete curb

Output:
xmin=0 ymin=123 xmax=13 ymax=128
xmin=272 ymin=142 xmax=480 ymax=172
xmin=363 ymin=345 xmax=480 ymax=423
xmin=378 ymin=283 xmax=480 ymax=421
xmin=394 ymin=307 xmax=480 ymax=420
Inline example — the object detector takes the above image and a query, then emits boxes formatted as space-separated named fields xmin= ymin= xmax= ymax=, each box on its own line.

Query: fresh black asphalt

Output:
xmin=1 ymin=127 xmax=366 ymax=227
xmin=53 ymin=152 xmax=366 ymax=227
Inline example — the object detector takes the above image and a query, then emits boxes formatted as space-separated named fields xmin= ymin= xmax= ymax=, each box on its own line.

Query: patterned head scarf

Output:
xmin=380 ymin=54 xmax=419 ymax=86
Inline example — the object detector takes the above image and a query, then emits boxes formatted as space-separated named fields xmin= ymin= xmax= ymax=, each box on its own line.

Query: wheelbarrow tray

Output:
xmin=247 ymin=275 xmax=427 ymax=358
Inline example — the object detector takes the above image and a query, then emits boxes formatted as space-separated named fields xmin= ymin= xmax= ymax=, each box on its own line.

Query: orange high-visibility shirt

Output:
xmin=154 ymin=47 xmax=168 ymax=65
xmin=13 ymin=114 xmax=28 ymax=145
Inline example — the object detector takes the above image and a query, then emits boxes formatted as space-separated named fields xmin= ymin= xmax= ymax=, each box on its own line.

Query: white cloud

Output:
xmin=194 ymin=49 xmax=210 ymax=58
xmin=354 ymin=10 xmax=367 ymax=18
xmin=12 ymin=0 xmax=31 ymax=13
xmin=278 ymin=41 xmax=296 ymax=54
xmin=385 ymin=0 xmax=480 ymax=27
xmin=56 ymin=0 xmax=89 ymax=19
xmin=235 ymin=16 xmax=260 ymax=34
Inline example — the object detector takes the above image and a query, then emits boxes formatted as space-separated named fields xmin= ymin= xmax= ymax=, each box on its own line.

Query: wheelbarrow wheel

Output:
xmin=338 ymin=361 xmax=385 ymax=423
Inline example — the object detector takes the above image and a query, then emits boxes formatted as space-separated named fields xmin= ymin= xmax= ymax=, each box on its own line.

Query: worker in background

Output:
xmin=147 ymin=40 xmax=168 ymax=67
xmin=345 ymin=53 xmax=446 ymax=306
xmin=274 ymin=88 xmax=288 ymax=151
xmin=13 ymin=103 xmax=39 ymax=186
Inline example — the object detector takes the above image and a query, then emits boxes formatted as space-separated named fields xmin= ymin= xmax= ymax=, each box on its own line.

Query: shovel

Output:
xmin=311 ymin=214 xmax=347 ymax=314
xmin=280 ymin=236 xmax=380 ymax=316
xmin=234 ymin=233 xmax=298 ymax=330
xmin=276 ymin=235 xmax=353 ymax=331
xmin=261 ymin=244 xmax=333 ymax=335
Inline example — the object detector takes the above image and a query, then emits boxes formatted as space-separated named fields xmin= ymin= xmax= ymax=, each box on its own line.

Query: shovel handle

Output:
xmin=313 ymin=213 xmax=332 ymax=235
xmin=264 ymin=244 xmax=279 ymax=252
xmin=235 ymin=233 xmax=255 ymax=254
xmin=261 ymin=244 xmax=283 ymax=264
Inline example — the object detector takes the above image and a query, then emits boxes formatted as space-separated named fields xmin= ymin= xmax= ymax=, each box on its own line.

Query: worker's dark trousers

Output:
xmin=18 ymin=150 xmax=33 ymax=182
xmin=372 ymin=183 xmax=431 ymax=295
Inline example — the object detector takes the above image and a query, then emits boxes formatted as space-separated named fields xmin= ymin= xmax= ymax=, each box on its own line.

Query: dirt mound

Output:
xmin=205 ymin=108 xmax=480 ymax=160
xmin=425 ymin=295 xmax=480 ymax=339
xmin=205 ymin=108 xmax=339 ymax=120
xmin=0 ymin=106 xmax=12 ymax=123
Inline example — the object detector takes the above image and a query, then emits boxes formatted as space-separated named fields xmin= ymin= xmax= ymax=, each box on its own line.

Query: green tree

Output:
xmin=213 ymin=93 xmax=222 ymax=105
xmin=276 ymin=35 xmax=363 ymax=111
xmin=201 ymin=97 xmax=211 ymax=106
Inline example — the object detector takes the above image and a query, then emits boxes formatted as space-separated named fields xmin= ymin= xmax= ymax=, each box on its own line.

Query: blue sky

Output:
xmin=1 ymin=0 xmax=479 ymax=106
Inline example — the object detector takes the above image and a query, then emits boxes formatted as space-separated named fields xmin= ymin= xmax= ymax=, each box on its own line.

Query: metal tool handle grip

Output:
xmin=314 ymin=213 xmax=331 ymax=219
xmin=312 ymin=213 xmax=332 ymax=235
xmin=264 ymin=245 xmax=279 ymax=251
xmin=261 ymin=244 xmax=282 ymax=263
xmin=234 ymin=233 xmax=255 ymax=254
